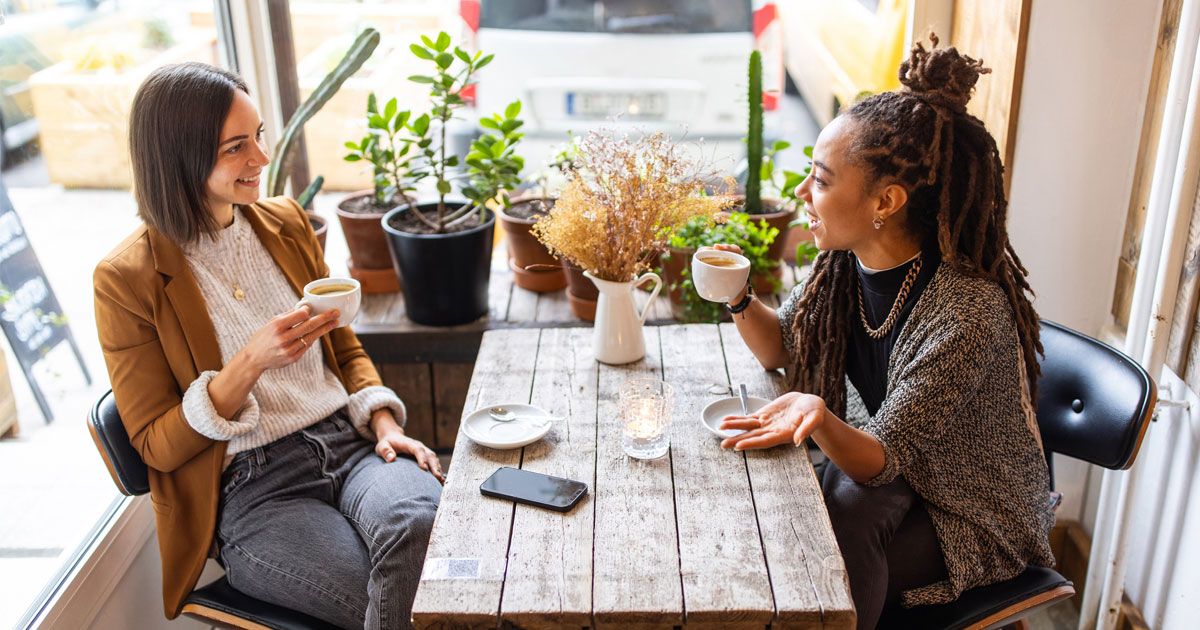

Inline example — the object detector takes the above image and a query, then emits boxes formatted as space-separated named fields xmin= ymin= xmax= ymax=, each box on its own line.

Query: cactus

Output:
xmin=745 ymin=50 xmax=763 ymax=215
xmin=267 ymin=27 xmax=381 ymax=197
xmin=296 ymin=174 xmax=324 ymax=210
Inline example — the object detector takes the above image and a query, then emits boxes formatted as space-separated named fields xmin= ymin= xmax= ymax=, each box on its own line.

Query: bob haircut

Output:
xmin=128 ymin=62 xmax=249 ymax=245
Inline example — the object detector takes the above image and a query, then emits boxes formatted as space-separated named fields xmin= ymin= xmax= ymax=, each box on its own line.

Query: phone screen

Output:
xmin=480 ymin=467 xmax=588 ymax=512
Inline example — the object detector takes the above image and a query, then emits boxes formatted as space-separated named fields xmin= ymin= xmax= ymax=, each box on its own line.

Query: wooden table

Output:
xmin=351 ymin=245 xmax=805 ymax=450
xmin=411 ymin=324 xmax=855 ymax=629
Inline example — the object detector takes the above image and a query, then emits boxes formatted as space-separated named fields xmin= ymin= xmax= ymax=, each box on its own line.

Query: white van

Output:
xmin=460 ymin=0 xmax=783 ymax=143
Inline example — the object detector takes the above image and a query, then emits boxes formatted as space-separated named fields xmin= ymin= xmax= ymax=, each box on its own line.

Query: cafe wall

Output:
xmin=1007 ymin=0 xmax=1200 ymax=626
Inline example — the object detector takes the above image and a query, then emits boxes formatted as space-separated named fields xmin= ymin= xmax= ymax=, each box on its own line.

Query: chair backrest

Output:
xmin=87 ymin=389 xmax=149 ymax=496
xmin=1036 ymin=320 xmax=1156 ymax=474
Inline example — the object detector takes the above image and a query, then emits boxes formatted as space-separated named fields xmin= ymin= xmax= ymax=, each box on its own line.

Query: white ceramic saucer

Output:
xmin=461 ymin=403 xmax=554 ymax=450
xmin=700 ymin=395 xmax=771 ymax=439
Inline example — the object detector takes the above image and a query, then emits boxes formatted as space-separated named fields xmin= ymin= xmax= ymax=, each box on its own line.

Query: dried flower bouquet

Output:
xmin=533 ymin=129 xmax=737 ymax=283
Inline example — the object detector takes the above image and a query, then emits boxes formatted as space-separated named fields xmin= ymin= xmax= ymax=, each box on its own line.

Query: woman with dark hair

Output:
xmin=94 ymin=62 xmax=442 ymax=630
xmin=715 ymin=37 xmax=1054 ymax=629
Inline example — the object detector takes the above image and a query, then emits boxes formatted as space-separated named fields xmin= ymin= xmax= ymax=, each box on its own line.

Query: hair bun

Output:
xmin=898 ymin=33 xmax=989 ymax=114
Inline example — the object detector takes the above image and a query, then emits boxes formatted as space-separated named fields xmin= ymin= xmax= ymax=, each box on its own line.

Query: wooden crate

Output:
xmin=30 ymin=35 xmax=217 ymax=190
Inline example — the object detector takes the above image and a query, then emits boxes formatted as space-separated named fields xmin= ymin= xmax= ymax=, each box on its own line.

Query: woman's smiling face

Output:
xmin=795 ymin=116 xmax=884 ymax=254
xmin=206 ymin=89 xmax=269 ymax=214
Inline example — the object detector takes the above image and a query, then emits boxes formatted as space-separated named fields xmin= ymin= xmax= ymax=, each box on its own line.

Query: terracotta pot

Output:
xmin=561 ymin=259 xmax=598 ymax=321
xmin=498 ymin=195 xmax=566 ymax=292
xmin=509 ymin=258 xmax=567 ymax=292
xmin=307 ymin=212 xmax=327 ymax=253
xmin=336 ymin=190 xmax=402 ymax=294
xmin=336 ymin=190 xmax=396 ymax=271
xmin=660 ymin=246 xmax=692 ymax=305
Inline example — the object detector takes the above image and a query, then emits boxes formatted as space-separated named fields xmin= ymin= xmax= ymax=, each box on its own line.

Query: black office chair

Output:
xmin=879 ymin=320 xmax=1156 ymax=630
xmin=88 ymin=390 xmax=341 ymax=630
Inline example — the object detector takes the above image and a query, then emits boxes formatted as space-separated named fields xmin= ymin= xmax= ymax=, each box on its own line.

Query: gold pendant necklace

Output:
xmin=233 ymin=283 xmax=245 ymax=301
xmin=858 ymin=253 xmax=922 ymax=339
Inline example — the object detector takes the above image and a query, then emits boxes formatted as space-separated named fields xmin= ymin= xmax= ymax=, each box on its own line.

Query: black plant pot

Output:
xmin=382 ymin=202 xmax=495 ymax=326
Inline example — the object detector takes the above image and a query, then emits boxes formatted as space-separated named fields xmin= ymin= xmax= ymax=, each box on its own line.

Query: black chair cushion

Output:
xmin=88 ymin=390 xmax=149 ymax=496
xmin=1037 ymin=320 xmax=1153 ymax=470
xmin=184 ymin=577 xmax=343 ymax=630
xmin=877 ymin=566 xmax=1072 ymax=630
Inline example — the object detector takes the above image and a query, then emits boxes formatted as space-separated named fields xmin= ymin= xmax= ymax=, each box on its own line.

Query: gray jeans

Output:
xmin=216 ymin=410 xmax=442 ymax=630
xmin=821 ymin=460 xmax=948 ymax=630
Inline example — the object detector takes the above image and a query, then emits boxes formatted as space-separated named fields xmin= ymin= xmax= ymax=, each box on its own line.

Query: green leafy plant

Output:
xmin=403 ymin=31 xmax=524 ymax=233
xmin=343 ymin=92 xmax=415 ymax=207
xmin=664 ymin=213 xmax=780 ymax=323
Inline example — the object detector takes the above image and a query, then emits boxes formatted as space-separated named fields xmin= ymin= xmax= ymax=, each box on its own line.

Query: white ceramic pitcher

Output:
xmin=584 ymin=270 xmax=663 ymax=365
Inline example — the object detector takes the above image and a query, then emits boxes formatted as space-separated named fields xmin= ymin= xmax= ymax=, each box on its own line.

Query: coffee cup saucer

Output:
xmin=700 ymin=395 xmax=771 ymax=439
xmin=462 ymin=403 xmax=554 ymax=449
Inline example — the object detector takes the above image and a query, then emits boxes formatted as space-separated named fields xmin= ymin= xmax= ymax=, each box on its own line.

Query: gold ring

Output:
xmin=299 ymin=336 xmax=308 ymax=347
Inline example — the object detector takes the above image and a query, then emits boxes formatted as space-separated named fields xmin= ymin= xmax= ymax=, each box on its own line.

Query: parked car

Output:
xmin=460 ymin=0 xmax=783 ymax=142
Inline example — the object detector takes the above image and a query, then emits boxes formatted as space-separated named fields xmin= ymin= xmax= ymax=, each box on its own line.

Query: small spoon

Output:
xmin=488 ymin=406 xmax=565 ymax=424
xmin=738 ymin=383 xmax=750 ymax=415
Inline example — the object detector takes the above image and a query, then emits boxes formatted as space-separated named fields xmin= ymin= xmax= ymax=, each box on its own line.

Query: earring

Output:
xmin=873 ymin=216 xmax=884 ymax=230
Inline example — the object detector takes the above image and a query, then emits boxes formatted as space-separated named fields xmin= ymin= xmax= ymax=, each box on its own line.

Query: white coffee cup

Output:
xmin=691 ymin=249 xmax=751 ymax=302
xmin=297 ymin=278 xmax=362 ymax=328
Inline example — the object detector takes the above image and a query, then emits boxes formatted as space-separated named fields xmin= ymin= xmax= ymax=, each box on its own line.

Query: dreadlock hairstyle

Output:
xmin=786 ymin=34 xmax=1042 ymax=417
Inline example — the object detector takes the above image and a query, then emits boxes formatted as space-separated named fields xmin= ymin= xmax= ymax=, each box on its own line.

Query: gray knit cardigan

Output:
xmin=778 ymin=263 xmax=1056 ymax=607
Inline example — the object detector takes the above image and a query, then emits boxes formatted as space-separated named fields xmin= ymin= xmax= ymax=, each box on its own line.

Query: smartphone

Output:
xmin=480 ymin=467 xmax=588 ymax=512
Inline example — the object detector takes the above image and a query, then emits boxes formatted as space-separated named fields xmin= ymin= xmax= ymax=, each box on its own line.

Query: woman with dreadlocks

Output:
xmin=714 ymin=37 xmax=1054 ymax=628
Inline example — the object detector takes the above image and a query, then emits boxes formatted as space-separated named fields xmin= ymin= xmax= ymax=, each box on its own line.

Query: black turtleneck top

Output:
xmin=847 ymin=246 xmax=941 ymax=416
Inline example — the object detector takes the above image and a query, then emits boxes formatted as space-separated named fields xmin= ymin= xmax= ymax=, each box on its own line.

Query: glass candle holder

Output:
xmin=618 ymin=378 xmax=675 ymax=459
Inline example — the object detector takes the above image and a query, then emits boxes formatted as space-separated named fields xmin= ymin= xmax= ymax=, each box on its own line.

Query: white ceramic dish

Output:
xmin=461 ymin=403 xmax=554 ymax=449
xmin=700 ymin=395 xmax=771 ymax=439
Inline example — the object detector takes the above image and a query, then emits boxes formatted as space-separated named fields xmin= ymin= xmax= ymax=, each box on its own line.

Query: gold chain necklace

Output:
xmin=858 ymin=253 xmax=922 ymax=339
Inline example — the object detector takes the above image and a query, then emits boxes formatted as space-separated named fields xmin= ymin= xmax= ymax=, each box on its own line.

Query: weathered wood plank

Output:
xmin=433 ymin=362 xmax=475 ymax=450
xmin=659 ymin=324 xmax=774 ymax=629
xmin=508 ymin=284 xmax=539 ymax=323
xmin=380 ymin=362 xmax=435 ymax=447
xmin=500 ymin=327 xmax=598 ymax=629
xmin=719 ymin=323 xmax=856 ymax=629
xmin=591 ymin=327 xmax=685 ymax=629
xmin=488 ymin=251 xmax=513 ymax=324
xmin=535 ymin=289 xmax=574 ymax=324
xmin=1166 ymin=181 xmax=1200 ymax=375
xmin=412 ymin=330 xmax=540 ymax=630
xmin=1113 ymin=0 xmax=1185 ymax=328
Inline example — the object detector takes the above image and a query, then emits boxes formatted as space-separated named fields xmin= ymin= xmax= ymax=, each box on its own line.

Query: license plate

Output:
xmin=566 ymin=92 xmax=666 ymax=119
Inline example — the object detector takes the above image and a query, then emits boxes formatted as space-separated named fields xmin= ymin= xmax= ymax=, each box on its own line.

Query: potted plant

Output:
xmin=737 ymin=49 xmax=812 ymax=269
xmin=532 ymin=128 xmax=736 ymax=363
xmin=498 ymin=136 xmax=580 ymax=293
xmin=340 ymin=90 xmax=415 ymax=293
xmin=379 ymin=31 xmax=524 ymax=325
xmin=660 ymin=213 xmax=780 ymax=323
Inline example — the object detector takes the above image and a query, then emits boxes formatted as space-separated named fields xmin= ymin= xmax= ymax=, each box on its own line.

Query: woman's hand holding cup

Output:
xmin=240 ymin=305 xmax=340 ymax=374
xmin=693 ymin=244 xmax=751 ymax=304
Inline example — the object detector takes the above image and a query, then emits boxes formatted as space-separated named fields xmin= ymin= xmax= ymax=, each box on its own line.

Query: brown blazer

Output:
xmin=93 ymin=197 xmax=384 ymax=619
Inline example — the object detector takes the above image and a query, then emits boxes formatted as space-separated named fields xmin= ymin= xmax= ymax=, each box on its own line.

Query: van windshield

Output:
xmin=480 ymin=0 xmax=751 ymax=34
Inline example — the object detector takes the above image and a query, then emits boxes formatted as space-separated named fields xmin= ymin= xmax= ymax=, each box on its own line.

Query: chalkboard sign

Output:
xmin=0 ymin=179 xmax=91 ymax=422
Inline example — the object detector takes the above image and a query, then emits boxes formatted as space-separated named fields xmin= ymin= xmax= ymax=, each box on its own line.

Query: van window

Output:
xmin=480 ymin=0 xmax=751 ymax=34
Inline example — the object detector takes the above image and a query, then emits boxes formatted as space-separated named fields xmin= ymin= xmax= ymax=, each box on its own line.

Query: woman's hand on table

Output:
xmin=719 ymin=391 xmax=829 ymax=450
xmin=371 ymin=409 xmax=444 ymax=483
xmin=239 ymin=305 xmax=340 ymax=374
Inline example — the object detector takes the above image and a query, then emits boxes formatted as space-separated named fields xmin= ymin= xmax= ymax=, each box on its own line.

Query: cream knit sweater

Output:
xmin=178 ymin=207 xmax=404 ymax=463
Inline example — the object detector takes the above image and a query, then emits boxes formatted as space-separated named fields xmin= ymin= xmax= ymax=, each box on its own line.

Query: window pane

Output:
xmin=0 ymin=1 xmax=217 ymax=626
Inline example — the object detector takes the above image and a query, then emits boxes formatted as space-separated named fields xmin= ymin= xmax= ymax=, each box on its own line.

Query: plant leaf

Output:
xmin=410 ymin=44 xmax=434 ymax=60
xmin=479 ymin=117 xmax=500 ymax=130
xmin=383 ymin=98 xmax=397 ymax=120
xmin=454 ymin=47 xmax=471 ymax=64
xmin=475 ymin=53 xmax=494 ymax=70
xmin=504 ymin=100 xmax=521 ymax=119
xmin=437 ymin=179 xmax=452 ymax=194
xmin=435 ymin=32 xmax=451 ymax=51
xmin=408 ymin=75 xmax=435 ymax=84
xmin=436 ymin=52 xmax=454 ymax=69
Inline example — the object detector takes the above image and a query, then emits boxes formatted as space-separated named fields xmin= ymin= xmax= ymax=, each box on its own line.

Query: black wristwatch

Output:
xmin=726 ymin=282 xmax=754 ymax=316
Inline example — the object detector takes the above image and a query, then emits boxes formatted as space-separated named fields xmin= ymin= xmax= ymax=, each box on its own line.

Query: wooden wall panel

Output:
xmin=1112 ymin=0 xmax=1186 ymax=329
xmin=949 ymin=0 xmax=1031 ymax=190
xmin=379 ymin=363 xmax=435 ymax=447
xmin=432 ymin=362 xmax=476 ymax=450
